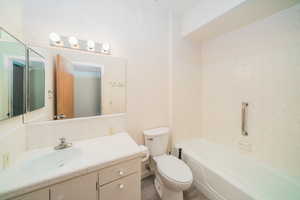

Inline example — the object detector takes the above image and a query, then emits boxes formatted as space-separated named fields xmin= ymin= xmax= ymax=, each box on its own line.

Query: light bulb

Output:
xmin=69 ymin=36 xmax=78 ymax=48
xmin=87 ymin=40 xmax=95 ymax=51
xmin=49 ymin=32 xmax=61 ymax=43
xmin=102 ymin=43 xmax=110 ymax=53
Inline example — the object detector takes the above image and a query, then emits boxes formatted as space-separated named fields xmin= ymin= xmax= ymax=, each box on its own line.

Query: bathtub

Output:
xmin=176 ymin=139 xmax=300 ymax=200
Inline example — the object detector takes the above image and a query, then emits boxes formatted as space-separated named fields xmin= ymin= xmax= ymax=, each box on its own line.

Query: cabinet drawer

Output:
xmin=99 ymin=158 xmax=140 ymax=185
xmin=99 ymin=173 xmax=140 ymax=200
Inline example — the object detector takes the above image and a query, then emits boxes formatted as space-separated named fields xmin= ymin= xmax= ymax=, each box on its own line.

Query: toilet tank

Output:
xmin=143 ymin=127 xmax=170 ymax=157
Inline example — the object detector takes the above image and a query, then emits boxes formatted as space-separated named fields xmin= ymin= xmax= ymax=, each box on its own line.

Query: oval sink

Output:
xmin=20 ymin=148 xmax=82 ymax=175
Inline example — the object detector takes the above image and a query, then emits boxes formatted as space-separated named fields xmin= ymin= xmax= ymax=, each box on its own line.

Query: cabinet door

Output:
xmin=99 ymin=173 xmax=140 ymax=200
xmin=50 ymin=172 xmax=98 ymax=200
xmin=12 ymin=188 xmax=49 ymax=200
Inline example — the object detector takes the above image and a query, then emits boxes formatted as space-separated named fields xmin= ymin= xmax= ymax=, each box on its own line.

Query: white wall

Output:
xmin=181 ymin=0 xmax=246 ymax=36
xmin=171 ymin=13 xmax=202 ymax=143
xmin=0 ymin=0 xmax=24 ymax=39
xmin=199 ymin=4 xmax=300 ymax=176
xmin=182 ymin=0 xmax=300 ymax=41
xmin=23 ymin=0 xmax=170 ymax=144
xmin=0 ymin=124 xmax=26 ymax=170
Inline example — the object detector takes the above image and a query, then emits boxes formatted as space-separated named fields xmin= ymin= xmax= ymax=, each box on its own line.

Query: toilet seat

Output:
xmin=153 ymin=155 xmax=193 ymax=184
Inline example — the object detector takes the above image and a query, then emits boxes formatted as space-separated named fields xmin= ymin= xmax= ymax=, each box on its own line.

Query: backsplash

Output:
xmin=0 ymin=125 xmax=26 ymax=170
xmin=0 ymin=114 xmax=126 ymax=169
xmin=25 ymin=114 xmax=126 ymax=150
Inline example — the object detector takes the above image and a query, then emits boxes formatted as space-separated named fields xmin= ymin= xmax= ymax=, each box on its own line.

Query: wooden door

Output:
xmin=55 ymin=55 xmax=74 ymax=119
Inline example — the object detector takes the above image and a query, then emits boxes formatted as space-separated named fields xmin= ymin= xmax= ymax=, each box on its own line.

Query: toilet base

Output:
xmin=154 ymin=176 xmax=184 ymax=200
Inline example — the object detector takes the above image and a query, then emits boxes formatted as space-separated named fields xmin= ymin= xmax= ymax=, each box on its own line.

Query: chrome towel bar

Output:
xmin=241 ymin=102 xmax=249 ymax=136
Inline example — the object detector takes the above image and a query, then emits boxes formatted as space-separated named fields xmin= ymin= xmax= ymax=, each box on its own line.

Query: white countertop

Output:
xmin=0 ymin=132 xmax=143 ymax=200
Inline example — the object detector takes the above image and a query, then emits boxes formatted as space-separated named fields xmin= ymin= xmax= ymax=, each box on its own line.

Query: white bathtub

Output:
xmin=176 ymin=139 xmax=300 ymax=200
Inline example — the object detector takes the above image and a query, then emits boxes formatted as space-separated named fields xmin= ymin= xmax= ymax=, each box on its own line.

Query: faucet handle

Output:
xmin=59 ymin=137 xmax=66 ymax=144
xmin=55 ymin=137 xmax=72 ymax=150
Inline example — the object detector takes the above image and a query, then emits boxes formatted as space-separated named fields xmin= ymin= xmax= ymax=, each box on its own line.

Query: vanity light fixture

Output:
xmin=101 ymin=43 xmax=111 ymax=54
xmin=48 ymin=33 xmax=111 ymax=55
xmin=49 ymin=32 xmax=63 ymax=46
xmin=87 ymin=40 xmax=95 ymax=51
xmin=68 ymin=36 xmax=79 ymax=48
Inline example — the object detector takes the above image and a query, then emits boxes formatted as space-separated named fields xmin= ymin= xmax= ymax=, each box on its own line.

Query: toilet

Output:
xmin=143 ymin=127 xmax=193 ymax=200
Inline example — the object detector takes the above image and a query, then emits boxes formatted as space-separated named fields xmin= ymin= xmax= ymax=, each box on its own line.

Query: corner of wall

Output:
xmin=0 ymin=119 xmax=26 ymax=169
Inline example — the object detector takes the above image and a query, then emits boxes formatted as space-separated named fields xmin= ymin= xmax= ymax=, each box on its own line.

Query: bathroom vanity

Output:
xmin=0 ymin=133 xmax=143 ymax=200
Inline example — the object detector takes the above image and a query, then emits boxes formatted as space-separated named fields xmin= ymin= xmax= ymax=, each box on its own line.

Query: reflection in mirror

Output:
xmin=54 ymin=51 xmax=126 ymax=120
xmin=73 ymin=62 xmax=102 ymax=117
xmin=0 ymin=28 xmax=26 ymax=121
xmin=12 ymin=60 xmax=26 ymax=117
xmin=27 ymin=49 xmax=45 ymax=112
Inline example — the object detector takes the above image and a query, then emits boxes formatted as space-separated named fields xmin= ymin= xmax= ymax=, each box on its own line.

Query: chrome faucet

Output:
xmin=55 ymin=138 xmax=72 ymax=150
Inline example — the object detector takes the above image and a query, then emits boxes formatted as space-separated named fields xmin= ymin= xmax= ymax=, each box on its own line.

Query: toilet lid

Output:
xmin=153 ymin=155 xmax=193 ymax=183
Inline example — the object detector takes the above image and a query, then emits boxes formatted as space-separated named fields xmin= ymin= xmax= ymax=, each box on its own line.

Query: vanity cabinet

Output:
xmin=50 ymin=172 xmax=98 ymax=200
xmin=12 ymin=189 xmax=49 ymax=200
xmin=99 ymin=158 xmax=140 ymax=185
xmin=10 ymin=158 xmax=141 ymax=200
xmin=99 ymin=173 xmax=140 ymax=200
xmin=98 ymin=158 xmax=140 ymax=200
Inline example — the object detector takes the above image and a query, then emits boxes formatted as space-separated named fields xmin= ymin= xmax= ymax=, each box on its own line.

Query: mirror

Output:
xmin=27 ymin=49 xmax=45 ymax=112
xmin=0 ymin=29 xmax=126 ymax=123
xmin=23 ymin=47 xmax=127 ymax=122
xmin=0 ymin=28 xmax=27 ymax=121
xmin=53 ymin=49 xmax=127 ymax=120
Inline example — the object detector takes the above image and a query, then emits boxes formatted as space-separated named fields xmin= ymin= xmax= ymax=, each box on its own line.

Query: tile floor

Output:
xmin=141 ymin=175 xmax=209 ymax=200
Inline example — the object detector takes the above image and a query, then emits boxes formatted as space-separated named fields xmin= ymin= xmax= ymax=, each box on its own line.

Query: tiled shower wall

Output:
xmin=199 ymin=4 xmax=300 ymax=176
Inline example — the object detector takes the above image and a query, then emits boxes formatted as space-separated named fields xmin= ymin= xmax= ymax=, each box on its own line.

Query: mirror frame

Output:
xmin=0 ymin=27 xmax=28 ymax=121
xmin=26 ymin=48 xmax=46 ymax=113
xmin=0 ymin=27 xmax=46 ymax=122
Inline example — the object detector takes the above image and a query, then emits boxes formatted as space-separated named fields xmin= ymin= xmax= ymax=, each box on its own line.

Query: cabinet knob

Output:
xmin=119 ymin=184 xmax=124 ymax=189
xmin=119 ymin=170 xmax=124 ymax=176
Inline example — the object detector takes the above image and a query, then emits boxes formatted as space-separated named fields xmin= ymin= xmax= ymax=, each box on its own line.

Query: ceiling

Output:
xmin=157 ymin=0 xmax=200 ymax=14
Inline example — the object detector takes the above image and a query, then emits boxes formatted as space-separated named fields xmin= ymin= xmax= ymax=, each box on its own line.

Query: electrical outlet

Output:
xmin=2 ymin=153 xmax=10 ymax=170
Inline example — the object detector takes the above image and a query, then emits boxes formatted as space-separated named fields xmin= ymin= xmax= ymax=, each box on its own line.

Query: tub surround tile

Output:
xmin=198 ymin=4 xmax=300 ymax=177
